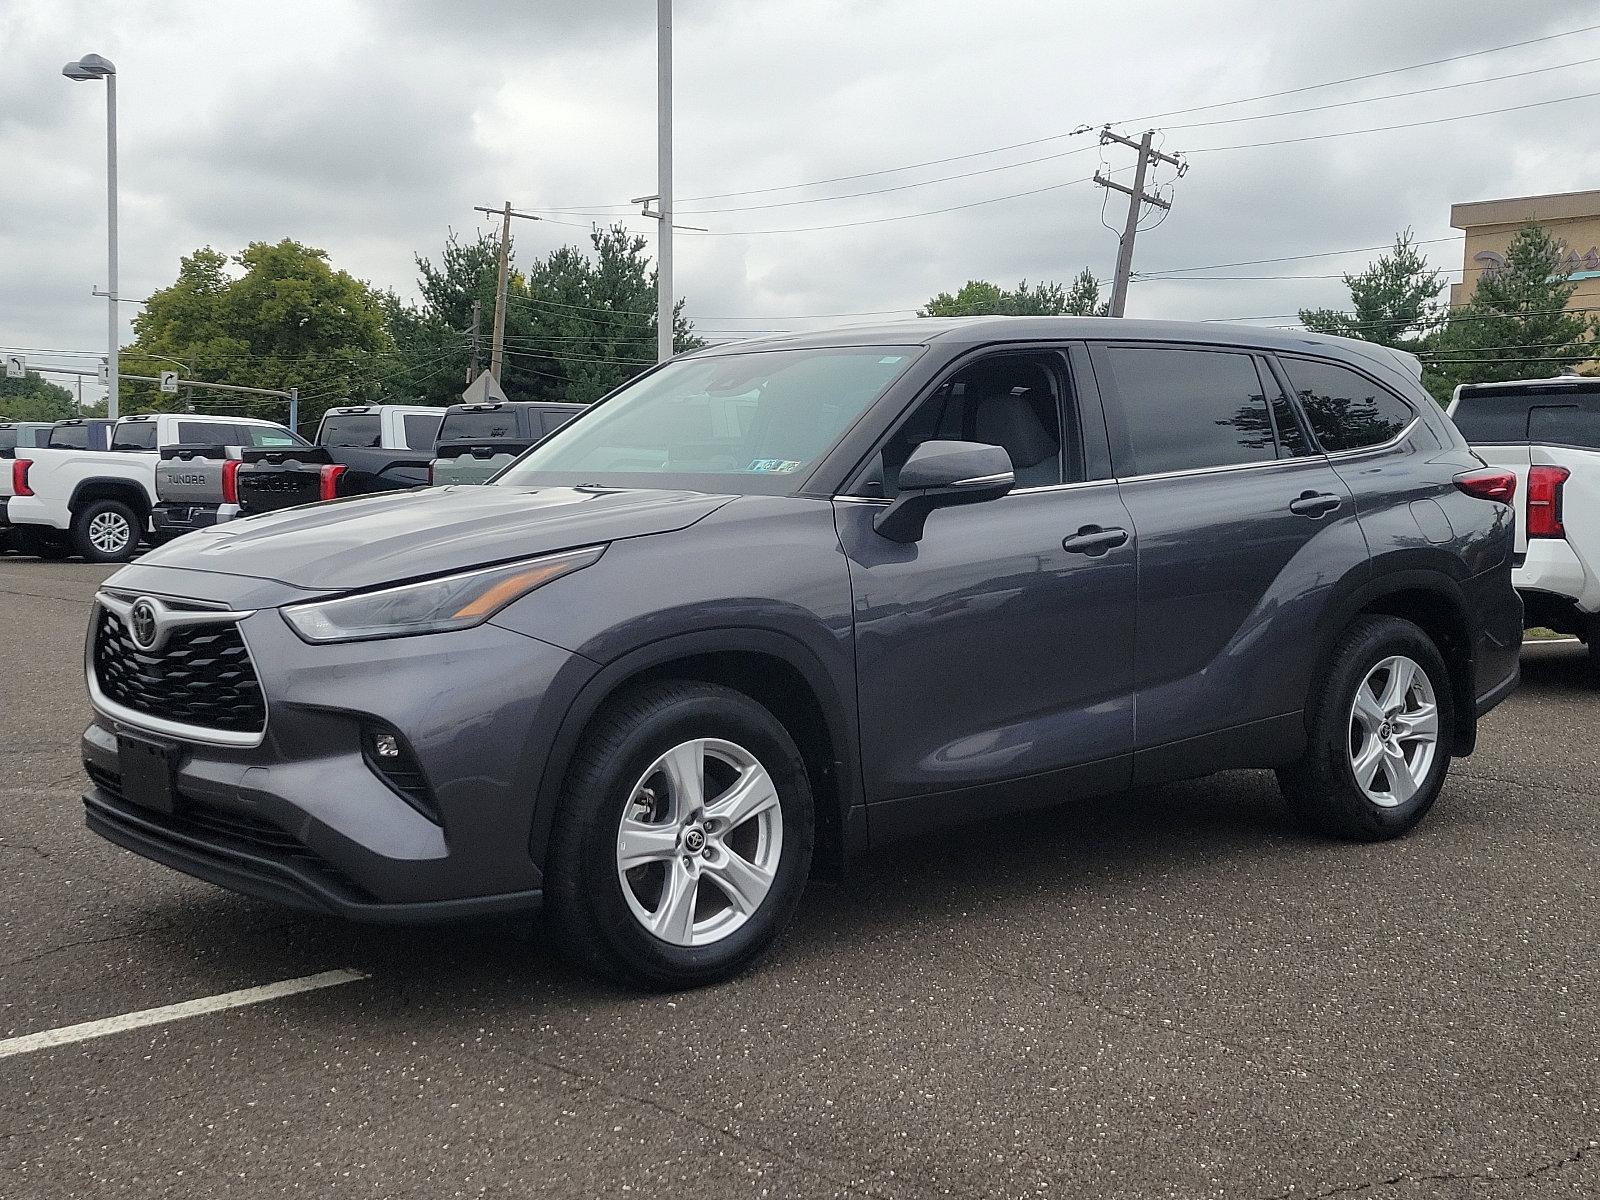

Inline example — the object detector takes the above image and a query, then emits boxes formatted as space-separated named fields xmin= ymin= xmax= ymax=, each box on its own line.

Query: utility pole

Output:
xmin=467 ymin=298 xmax=482 ymax=384
xmin=473 ymin=202 xmax=543 ymax=382
xmin=1093 ymin=128 xmax=1186 ymax=317
xmin=656 ymin=0 xmax=673 ymax=364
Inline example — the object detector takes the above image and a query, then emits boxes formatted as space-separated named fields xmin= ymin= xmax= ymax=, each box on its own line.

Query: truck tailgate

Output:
xmin=235 ymin=447 xmax=333 ymax=515
xmin=430 ymin=438 xmax=532 ymax=486
xmin=156 ymin=446 xmax=235 ymax=506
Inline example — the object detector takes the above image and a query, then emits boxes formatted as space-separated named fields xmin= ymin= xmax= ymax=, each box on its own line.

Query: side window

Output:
xmin=1101 ymin=346 xmax=1278 ymax=475
xmin=1281 ymin=358 xmax=1414 ymax=452
xmin=868 ymin=354 xmax=1069 ymax=495
xmin=112 ymin=421 xmax=160 ymax=451
xmin=249 ymin=425 xmax=304 ymax=448
xmin=1264 ymin=363 xmax=1313 ymax=458
xmin=542 ymin=410 xmax=577 ymax=437
xmin=404 ymin=413 xmax=442 ymax=450
xmin=174 ymin=421 xmax=237 ymax=445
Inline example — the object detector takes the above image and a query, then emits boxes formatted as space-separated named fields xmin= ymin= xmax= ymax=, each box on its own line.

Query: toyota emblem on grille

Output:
xmin=129 ymin=599 xmax=161 ymax=650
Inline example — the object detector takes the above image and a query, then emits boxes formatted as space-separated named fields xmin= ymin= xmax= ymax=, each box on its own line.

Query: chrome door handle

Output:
xmin=1062 ymin=526 xmax=1129 ymax=556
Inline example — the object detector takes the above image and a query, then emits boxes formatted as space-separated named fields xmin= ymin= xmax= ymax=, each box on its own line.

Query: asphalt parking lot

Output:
xmin=1 ymin=556 xmax=1597 ymax=1200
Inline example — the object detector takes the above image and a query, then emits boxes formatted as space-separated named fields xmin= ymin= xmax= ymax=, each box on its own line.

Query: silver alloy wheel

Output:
xmin=1348 ymin=654 xmax=1439 ymax=808
xmin=88 ymin=510 xmax=132 ymax=556
xmin=615 ymin=737 xmax=783 ymax=947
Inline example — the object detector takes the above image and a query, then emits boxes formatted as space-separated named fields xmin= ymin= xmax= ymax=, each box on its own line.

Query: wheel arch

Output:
xmin=1316 ymin=569 xmax=1479 ymax=755
xmin=69 ymin=477 xmax=152 ymax=520
xmin=530 ymin=628 xmax=864 ymax=881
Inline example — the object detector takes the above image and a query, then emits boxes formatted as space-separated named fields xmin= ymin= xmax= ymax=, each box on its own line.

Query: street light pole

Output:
xmin=656 ymin=0 xmax=673 ymax=364
xmin=63 ymin=53 xmax=119 ymax=418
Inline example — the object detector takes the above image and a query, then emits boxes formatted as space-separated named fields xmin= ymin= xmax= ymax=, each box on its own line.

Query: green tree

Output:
xmin=919 ymin=271 xmax=1109 ymax=317
xmin=1430 ymin=223 xmax=1600 ymax=390
xmin=1299 ymin=229 xmax=1444 ymax=349
xmin=124 ymin=240 xmax=405 ymax=430
xmin=0 ymin=372 xmax=76 ymax=422
xmin=391 ymin=224 xmax=702 ymax=406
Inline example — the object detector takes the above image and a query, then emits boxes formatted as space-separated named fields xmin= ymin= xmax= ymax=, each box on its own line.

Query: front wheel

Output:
xmin=71 ymin=499 xmax=142 ymax=563
xmin=548 ymin=681 xmax=814 ymax=989
xmin=1278 ymin=615 xmax=1454 ymax=841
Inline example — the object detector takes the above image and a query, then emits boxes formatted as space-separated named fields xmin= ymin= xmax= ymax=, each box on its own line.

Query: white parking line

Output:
xmin=0 ymin=968 xmax=368 ymax=1059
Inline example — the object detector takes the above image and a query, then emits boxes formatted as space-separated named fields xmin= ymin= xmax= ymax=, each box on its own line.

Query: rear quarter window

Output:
xmin=404 ymin=412 xmax=443 ymax=450
xmin=1281 ymin=358 xmax=1414 ymax=452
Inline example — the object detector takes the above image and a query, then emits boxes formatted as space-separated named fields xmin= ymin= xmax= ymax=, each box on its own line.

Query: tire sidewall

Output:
xmin=569 ymin=688 xmax=814 ymax=985
xmin=73 ymin=500 xmax=140 ymax=563
xmin=1322 ymin=620 xmax=1454 ymax=837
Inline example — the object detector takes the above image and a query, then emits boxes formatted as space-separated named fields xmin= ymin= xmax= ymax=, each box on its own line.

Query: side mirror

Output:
xmin=873 ymin=440 xmax=1014 ymax=543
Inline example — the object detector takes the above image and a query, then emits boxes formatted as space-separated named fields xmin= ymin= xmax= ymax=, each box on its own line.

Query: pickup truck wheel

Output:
xmin=71 ymin=499 xmax=141 ymax=563
xmin=548 ymin=680 xmax=815 ymax=990
xmin=1278 ymin=615 xmax=1454 ymax=842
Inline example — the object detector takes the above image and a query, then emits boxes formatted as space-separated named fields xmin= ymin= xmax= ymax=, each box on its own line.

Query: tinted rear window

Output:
xmin=320 ymin=414 xmax=381 ymax=447
xmin=1282 ymin=358 xmax=1414 ymax=452
xmin=1454 ymin=384 xmax=1600 ymax=448
xmin=49 ymin=425 xmax=89 ymax=449
xmin=0 ymin=429 xmax=15 ymax=453
xmin=111 ymin=420 xmax=159 ymax=451
xmin=441 ymin=410 xmax=519 ymax=441
xmin=1102 ymin=346 xmax=1280 ymax=475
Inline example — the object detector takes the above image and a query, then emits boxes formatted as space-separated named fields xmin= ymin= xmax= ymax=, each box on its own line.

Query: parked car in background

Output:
xmin=152 ymin=422 xmax=311 ymax=539
xmin=1 ymin=421 xmax=54 ymax=456
xmin=45 ymin=418 xmax=116 ymax=451
xmin=5 ymin=412 xmax=299 ymax=561
xmin=430 ymin=400 xmax=584 ymax=485
xmin=234 ymin=403 xmax=446 ymax=516
xmin=1450 ymin=374 xmax=1599 ymax=661
xmin=80 ymin=318 xmax=1520 ymax=988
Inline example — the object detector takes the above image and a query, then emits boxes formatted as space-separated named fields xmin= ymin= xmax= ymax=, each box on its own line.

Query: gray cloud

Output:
xmin=6 ymin=0 xmax=1600 ymax=395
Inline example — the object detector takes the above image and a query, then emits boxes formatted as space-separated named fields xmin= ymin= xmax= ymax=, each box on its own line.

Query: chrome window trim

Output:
xmin=87 ymin=593 xmax=269 ymax=749
xmin=1318 ymin=416 xmax=1420 ymax=462
xmin=833 ymin=478 xmax=1118 ymax=504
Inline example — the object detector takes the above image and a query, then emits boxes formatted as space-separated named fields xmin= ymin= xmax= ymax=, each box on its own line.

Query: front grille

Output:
xmin=93 ymin=606 xmax=266 ymax=734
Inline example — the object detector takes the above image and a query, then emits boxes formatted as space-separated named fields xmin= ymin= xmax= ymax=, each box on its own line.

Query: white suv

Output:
xmin=1450 ymin=375 xmax=1600 ymax=661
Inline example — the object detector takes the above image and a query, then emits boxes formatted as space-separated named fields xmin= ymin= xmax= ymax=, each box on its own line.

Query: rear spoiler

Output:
xmin=241 ymin=445 xmax=333 ymax=466
xmin=433 ymin=438 xmax=533 ymax=461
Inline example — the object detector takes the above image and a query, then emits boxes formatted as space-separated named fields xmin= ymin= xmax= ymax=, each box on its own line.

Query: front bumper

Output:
xmin=82 ymin=593 xmax=599 ymax=920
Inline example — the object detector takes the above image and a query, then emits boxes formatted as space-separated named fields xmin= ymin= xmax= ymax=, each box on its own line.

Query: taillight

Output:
xmin=1454 ymin=468 xmax=1517 ymax=505
xmin=10 ymin=459 xmax=31 ymax=497
xmin=1526 ymin=465 xmax=1570 ymax=539
xmin=318 ymin=464 xmax=347 ymax=501
xmin=221 ymin=459 xmax=241 ymax=505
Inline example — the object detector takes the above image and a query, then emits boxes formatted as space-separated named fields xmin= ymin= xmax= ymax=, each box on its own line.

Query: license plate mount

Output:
xmin=116 ymin=733 xmax=179 ymax=815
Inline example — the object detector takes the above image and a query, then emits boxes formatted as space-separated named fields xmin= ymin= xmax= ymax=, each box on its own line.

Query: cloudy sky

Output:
xmin=4 ymin=0 xmax=1599 ymax=397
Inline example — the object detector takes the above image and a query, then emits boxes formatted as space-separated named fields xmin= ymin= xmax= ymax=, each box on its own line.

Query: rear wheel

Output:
xmin=548 ymin=681 xmax=815 ymax=989
xmin=71 ymin=499 xmax=141 ymax=563
xmin=1278 ymin=616 xmax=1454 ymax=841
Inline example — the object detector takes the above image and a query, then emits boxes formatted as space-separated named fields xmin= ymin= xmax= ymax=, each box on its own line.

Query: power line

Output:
xmin=1143 ymin=235 xmax=1463 ymax=277
xmin=536 ymin=21 xmax=1600 ymax=211
xmin=1166 ymin=55 xmax=1600 ymax=131
xmin=1186 ymin=88 xmax=1600 ymax=154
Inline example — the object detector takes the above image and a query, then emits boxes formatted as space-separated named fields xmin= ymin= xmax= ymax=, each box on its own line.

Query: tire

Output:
xmin=548 ymin=680 xmax=815 ymax=989
xmin=1277 ymin=615 xmax=1455 ymax=842
xmin=70 ymin=499 xmax=141 ymax=563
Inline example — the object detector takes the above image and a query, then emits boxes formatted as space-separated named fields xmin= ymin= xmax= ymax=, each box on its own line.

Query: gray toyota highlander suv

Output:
xmin=80 ymin=318 xmax=1522 ymax=987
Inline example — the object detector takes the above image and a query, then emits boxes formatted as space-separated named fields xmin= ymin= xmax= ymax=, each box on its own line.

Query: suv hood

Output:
xmin=137 ymin=485 xmax=735 ymax=591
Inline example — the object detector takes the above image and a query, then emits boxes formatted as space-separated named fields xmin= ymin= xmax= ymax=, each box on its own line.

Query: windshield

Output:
xmin=111 ymin=420 xmax=159 ymax=451
xmin=496 ymin=347 xmax=919 ymax=494
xmin=320 ymin=413 xmax=381 ymax=447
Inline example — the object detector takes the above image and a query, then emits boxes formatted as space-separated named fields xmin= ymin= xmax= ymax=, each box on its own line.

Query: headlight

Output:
xmin=282 ymin=546 xmax=604 ymax=643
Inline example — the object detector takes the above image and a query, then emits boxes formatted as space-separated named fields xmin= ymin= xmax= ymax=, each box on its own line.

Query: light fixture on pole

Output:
xmin=62 ymin=52 xmax=119 ymax=419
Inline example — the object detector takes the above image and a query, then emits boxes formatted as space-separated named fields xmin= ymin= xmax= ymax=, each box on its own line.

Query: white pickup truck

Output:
xmin=1449 ymin=374 xmax=1600 ymax=662
xmin=4 ymin=412 xmax=298 ymax=562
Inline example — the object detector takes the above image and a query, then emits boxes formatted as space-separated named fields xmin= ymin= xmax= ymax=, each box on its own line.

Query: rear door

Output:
xmin=1089 ymin=342 xmax=1366 ymax=778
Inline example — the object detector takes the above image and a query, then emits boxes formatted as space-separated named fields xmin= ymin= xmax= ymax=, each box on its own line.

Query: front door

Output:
xmin=833 ymin=348 xmax=1138 ymax=835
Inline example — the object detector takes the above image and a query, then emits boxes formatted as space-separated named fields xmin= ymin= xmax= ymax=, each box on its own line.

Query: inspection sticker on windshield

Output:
xmin=746 ymin=459 xmax=803 ymax=474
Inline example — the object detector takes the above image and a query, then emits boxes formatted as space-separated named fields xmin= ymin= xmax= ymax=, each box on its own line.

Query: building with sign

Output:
xmin=1449 ymin=188 xmax=1600 ymax=310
